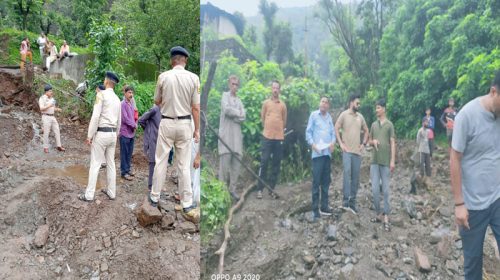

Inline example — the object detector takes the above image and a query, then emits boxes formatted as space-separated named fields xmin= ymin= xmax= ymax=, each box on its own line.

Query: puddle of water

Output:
xmin=44 ymin=165 xmax=106 ymax=189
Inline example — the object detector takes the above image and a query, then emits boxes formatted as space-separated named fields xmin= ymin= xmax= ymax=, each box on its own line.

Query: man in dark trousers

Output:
xmin=450 ymin=70 xmax=500 ymax=280
xmin=256 ymin=80 xmax=287 ymax=199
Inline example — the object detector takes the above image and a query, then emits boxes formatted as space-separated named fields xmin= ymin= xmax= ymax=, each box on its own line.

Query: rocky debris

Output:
xmin=103 ymin=236 xmax=112 ymax=248
xmin=402 ymin=200 xmax=417 ymax=219
xmin=131 ymin=230 xmax=140 ymax=238
xmin=343 ymin=247 xmax=354 ymax=257
xmin=341 ymin=263 xmax=354 ymax=275
xmin=445 ymin=260 xmax=459 ymax=275
xmin=100 ymin=262 xmax=108 ymax=272
xmin=280 ymin=218 xmax=293 ymax=230
xmin=161 ymin=215 xmax=175 ymax=230
xmin=136 ymin=198 xmax=162 ymax=227
xmin=178 ymin=222 xmax=197 ymax=234
xmin=414 ymin=247 xmax=431 ymax=272
xmin=302 ymin=254 xmax=315 ymax=269
xmin=33 ymin=224 xmax=50 ymax=248
xmin=326 ymin=224 xmax=337 ymax=241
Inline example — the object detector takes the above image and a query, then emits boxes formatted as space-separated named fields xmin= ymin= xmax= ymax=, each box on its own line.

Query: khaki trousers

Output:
xmin=42 ymin=115 xmax=61 ymax=149
xmin=151 ymin=119 xmax=192 ymax=207
xmin=219 ymin=153 xmax=242 ymax=192
xmin=85 ymin=132 xmax=117 ymax=200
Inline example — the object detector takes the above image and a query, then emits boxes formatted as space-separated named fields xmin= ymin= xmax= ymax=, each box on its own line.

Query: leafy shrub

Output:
xmin=200 ymin=164 xmax=231 ymax=244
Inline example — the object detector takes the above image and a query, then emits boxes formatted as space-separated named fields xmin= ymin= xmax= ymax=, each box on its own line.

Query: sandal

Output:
xmin=77 ymin=192 xmax=93 ymax=202
xmin=370 ymin=217 xmax=382 ymax=223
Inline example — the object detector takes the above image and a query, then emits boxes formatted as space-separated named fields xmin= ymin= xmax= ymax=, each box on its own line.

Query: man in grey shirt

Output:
xmin=450 ymin=70 xmax=500 ymax=280
xmin=218 ymin=75 xmax=245 ymax=201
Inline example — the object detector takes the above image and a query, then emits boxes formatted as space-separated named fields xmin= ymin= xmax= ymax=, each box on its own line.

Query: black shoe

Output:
xmin=319 ymin=207 xmax=333 ymax=216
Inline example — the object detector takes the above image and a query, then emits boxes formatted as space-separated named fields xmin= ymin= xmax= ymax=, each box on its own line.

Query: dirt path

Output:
xmin=202 ymin=146 xmax=500 ymax=279
xmin=0 ymin=106 xmax=199 ymax=280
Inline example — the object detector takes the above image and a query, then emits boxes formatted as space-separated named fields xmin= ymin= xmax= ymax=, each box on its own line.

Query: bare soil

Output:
xmin=201 ymin=143 xmax=500 ymax=280
xmin=0 ymin=106 xmax=199 ymax=280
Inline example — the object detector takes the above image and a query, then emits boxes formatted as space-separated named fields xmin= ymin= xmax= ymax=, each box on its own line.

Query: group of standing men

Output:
xmin=217 ymin=71 xmax=500 ymax=280
xmin=38 ymin=46 xmax=200 ymax=219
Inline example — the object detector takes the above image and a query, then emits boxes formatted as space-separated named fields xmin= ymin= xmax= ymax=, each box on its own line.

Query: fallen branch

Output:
xmin=214 ymin=181 xmax=257 ymax=274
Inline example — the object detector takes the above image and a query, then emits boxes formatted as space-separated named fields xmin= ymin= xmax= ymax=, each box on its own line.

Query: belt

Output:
xmin=97 ymin=127 xmax=116 ymax=132
xmin=162 ymin=115 xmax=191 ymax=120
xmin=42 ymin=113 xmax=54 ymax=116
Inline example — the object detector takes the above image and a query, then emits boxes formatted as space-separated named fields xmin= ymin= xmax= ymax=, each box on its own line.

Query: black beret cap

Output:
xmin=105 ymin=71 xmax=119 ymax=84
xmin=44 ymin=84 xmax=52 ymax=92
xmin=170 ymin=46 xmax=189 ymax=58
xmin=98 ymin=84 xmax=105 ymax=91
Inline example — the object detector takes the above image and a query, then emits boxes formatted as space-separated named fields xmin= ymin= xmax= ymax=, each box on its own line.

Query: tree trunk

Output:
xmin=200 ymin=61 xmax=217 ymax=155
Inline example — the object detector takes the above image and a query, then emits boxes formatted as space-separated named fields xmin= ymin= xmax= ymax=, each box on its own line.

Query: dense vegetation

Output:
xmin=1 ymin=0 xmax=200 ymax=115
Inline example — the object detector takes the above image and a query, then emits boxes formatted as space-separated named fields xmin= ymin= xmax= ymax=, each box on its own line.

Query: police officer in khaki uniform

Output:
xmin=79 ymin=72 xmax=121 ymax=202
xmin=39 ymin=84 xmax=65 ymax=153
xmin=150 ymin=46 xmax=200 ymax=219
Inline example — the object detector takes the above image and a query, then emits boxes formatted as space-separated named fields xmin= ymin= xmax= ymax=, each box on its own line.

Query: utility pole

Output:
xmin=304 ymin=15 xmax=308 ymax=78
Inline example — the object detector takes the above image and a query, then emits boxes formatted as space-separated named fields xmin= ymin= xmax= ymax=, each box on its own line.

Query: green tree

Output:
xmin=85 ymin=16 xmax=125 ymax=105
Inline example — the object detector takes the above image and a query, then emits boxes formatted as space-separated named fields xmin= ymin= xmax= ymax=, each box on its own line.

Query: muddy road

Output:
xmin=0 ymin=106 xmax=199 ymax=280
xmin=202 ymin=145 xmax=499 ymax=280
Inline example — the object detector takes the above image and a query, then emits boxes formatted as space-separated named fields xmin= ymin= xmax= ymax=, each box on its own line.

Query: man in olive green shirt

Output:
xmin=368 ymin=98 xmax=396 ymax=230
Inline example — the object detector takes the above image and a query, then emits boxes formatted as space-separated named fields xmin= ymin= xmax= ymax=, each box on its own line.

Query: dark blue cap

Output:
xmin=170 ymin=46 xmax=189 ymax=58
xmin=44 ymin=84 xmax=52 ymax=92
xmin=98 ymin=84 xmax=105 ymax=91
xmin=105 ymin=71 xmax=119 ymax=84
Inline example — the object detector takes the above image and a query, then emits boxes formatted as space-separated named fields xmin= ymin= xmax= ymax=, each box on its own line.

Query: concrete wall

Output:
xmin=48 ymin=54 xmax=91 ymax=85
xmin=217 ymin=16 xmax=238 ymax=37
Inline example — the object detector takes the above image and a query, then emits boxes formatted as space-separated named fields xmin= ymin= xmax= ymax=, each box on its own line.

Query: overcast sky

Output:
xmin=201 ymin=0 xmax=320 ymax=17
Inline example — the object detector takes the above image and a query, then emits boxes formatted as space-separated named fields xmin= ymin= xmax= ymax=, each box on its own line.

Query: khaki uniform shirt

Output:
xmin=39 ymin=94 xmax=55 ymax=114
xmin=154 ymin=65 xmax=200 ymax=117
xmin=87 ymin=88 xmax=121 ymax=139
xmin=261 ymin=98 xmax=287 ymax=140
xmin=336 ymin=109 xmax=367 ymax=155
xmin=218 ymin=91 xmax=245 ymax=155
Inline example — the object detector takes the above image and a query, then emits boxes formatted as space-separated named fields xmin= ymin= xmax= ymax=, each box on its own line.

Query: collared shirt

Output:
xmin=119 ymin=99 xmax=136 ymax=138
xmin=39 ymin=94 xmax=55 ymax=114
xmin=138 ymin=105 xmax=161 ymax=162
xmin=261 ymin=98 xmax=287 ymax=140
xmin=87 ymin=88 xmax=121 ymax=139
xmin=306 ymin=110 xmax=336 ymax=159
xmin=335 ymin=109 xmax=367 ymax=155
xmin=370 ymin=119 xmax=395 ymax=166
xmin=37 ymin=37 xmax=46 ymax=50
xmin=218 ymin=91 xmax=245 ymax=155
xmin=154 ymin=65 xmax=200 ymax=117
xmin=452 ymin=97 xmax=500 ymax=210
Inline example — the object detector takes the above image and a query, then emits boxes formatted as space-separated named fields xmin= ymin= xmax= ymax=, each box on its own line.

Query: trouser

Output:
xmin=257 ymin=137 xmax=283 ymax=191
xmin=20 ymin=51 xmax=32 ymax=70
xmin=219 ymin=153 xmax=242 ymax=193
xmin=428 ymin=138 xmax=434 ymax=157
xmin=342 ymin=152 xmax=361 ymax=208
xmin=42 ymin=115 xmax=61 ymax=149
xmin=312 ymin=155 xmax=331 ymax=213
xmin=85 ymin=132 xmax=117 ymax=200
xmin=370 ymin=164 xmax=391 ymax=215
xmin=119 ymin=136 xmax=134 ymax=176
xmin=151 ymin=119 xmax=192 ymax=207
xmin=148 ymin=162 xmax=155 ymax=190
xmin=46 ymin=56 xmax=56 ymax=71
xmin=459 ymin=198 xmax=500 ymax=280
xmin=419 ymin=152 xmax=431 ymax=177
